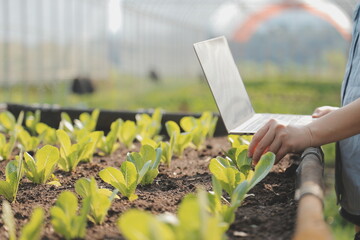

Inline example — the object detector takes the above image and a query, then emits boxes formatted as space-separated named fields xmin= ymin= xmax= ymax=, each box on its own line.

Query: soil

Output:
xmin=0 ymin=136 xmax=298 ymax=240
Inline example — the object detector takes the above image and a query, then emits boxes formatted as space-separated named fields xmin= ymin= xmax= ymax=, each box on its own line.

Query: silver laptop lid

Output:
xmin=193 ymin=36 xmax=255 ymax=133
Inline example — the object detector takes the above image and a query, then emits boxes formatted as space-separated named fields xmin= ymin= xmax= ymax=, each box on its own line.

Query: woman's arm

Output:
xmin=248 ymin=98 xmax=360 ymax=164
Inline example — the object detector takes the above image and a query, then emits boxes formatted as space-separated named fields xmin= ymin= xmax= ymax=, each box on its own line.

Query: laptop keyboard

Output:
xmin=235 ymin=114 xmax=312 ymax=133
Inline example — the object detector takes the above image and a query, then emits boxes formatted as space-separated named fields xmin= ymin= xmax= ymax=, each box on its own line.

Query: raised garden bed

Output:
xmin=0 ymin=104 xmax=298 ymax=240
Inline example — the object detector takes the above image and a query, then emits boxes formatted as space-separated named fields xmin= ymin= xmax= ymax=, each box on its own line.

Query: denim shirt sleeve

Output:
xmin=337 ymin=3 xmax=360 ymax=215
xmin=341 ymin=4 xmax=360 ymax=105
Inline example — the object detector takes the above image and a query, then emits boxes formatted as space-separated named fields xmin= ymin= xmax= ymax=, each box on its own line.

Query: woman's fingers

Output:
xmin=312 ymin=106 xmax=339 ymax=118
xmin=248 ymin=120 xmax=271 ymax=156
xmin=250 ymin=120 xmax=280 ymax=163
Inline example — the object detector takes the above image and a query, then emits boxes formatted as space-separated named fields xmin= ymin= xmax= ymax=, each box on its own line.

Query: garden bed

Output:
xmin=0 ymin=136 xmax=298 ymax=240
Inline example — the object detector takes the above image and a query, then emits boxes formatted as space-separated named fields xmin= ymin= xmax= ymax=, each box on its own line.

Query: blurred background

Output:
xmin=0 ymin=0 xmax=359 ymax=238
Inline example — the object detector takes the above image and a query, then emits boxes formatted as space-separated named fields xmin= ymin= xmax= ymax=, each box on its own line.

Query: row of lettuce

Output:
xmin=0 ymin=109 xmax=275 ymax=240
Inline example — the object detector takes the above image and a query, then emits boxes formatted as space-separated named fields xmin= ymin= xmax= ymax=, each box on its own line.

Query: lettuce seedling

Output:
xmin=56 ymin=129 xmax=102 ymax=171
xmin=135 ymin=108 xmax=162 ymax=142
xmin=225 ymin=146 xmax=252 ymax=176
xmin=140 ymin=138 xmax=174 ymax=167
xmin=59 ymin=109 xmax=100 ymax=141
xmin=35 ymin=122 xmax=58 ymax=145
xmin=165 ymin=121 xmax=192 ymax=157
xmin=2 ymin=200 xmax=16 ymax=240
xmin=179 ymin=112 xmax=218 ymax=149
xmin=211 ymin=174 xmax=251 ymax=227
xmin=126 ymin=145 xmax=162 ymax=185
xmin=0 ymin=111 xmax=18 ymax=133
xmin=77 ymin=108 xmax=100 ymax=130
xmin=17 ymin=126 xmax=41 ymax=152
xmin=209 ymin=152 xmax=275 ymax=197
xmin=99 ymin=161 xmax=139 ymax=201
xmin=0 ymin=154 xmax=23 ymax=202
xmin=0 ymin=112 xmax=23 ymax=160
xmin=50 ymin=191 xmax=91 ymax=240
xmin=228 ymin=134 xmax=252 ymax=147
xmin=2 ymin=200 xmax=44 ymax=240
xmin=118 ymin=120 xmax=137 ymax=148
xmin=199 ymin=111 xmax=218 ymax=138
xmin=25 ymin=110 xmax=41 ymax=136
xmin=118 ymin=190 xmax=227 ymax=240
xmin=23 ymin=145 xmax=60 ymax=185
xmin=246 ymin=152 xmax=275 ymax=191
xmin=175 ymin=190 xmax=228 ymax=240
xmin=97 ymin=119 xmax=123 ymax=156
xmin=180 ymin=116 xmax=208 ymax=149
xmin=19 ymin=207 xmax=44 ymax=240
xmin=209 ymin=156 xmax=244 ymax=196
xmin=75 ymin=177 xmax=118 ymax=224
xmin=118 ymin=209 xmax=176 ymax=240
xmin=0 ymin=132 xmax=17 ymax=161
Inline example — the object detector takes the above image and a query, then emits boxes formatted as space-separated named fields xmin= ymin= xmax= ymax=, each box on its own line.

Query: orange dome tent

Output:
xmin=210 ymin=0 xmax=352 ymax=43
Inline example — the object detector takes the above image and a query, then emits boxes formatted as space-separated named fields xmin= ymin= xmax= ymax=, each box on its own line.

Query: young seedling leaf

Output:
xmin=118 ymin=209 xmax=176 ymax=240
xmin=75 ymin=177 xmax=116 ymax=224
xmin=50 ymin=191 xmax=90 ymax=240
xmin=118 ymin=120 xmax=137 ymax=148
xmin=19 ymin=208 xmax=44 ymax=240
xmin=2 ymin=200 xmax=16 ymax=240
xmin=247 ymin=152 xmax=275 ymax=191
xmin=24 ymin=145 xmax=60 ymax=184
xmin=99 ymin=163 xmax=138 ymax=201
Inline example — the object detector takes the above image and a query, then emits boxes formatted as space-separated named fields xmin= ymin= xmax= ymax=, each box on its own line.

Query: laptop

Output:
xmin=193 ymin=36 xmax=312 ymax=135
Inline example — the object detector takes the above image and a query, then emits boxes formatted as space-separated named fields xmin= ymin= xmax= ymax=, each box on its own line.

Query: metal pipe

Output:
xmin=293 ymin=147 xmax=333 ymax=240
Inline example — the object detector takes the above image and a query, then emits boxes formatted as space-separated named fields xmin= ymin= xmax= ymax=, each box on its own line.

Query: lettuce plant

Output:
xmin=59 ymin=109 xmax=100 ymax=141
xmin=140 ymin=138 xmax=174 ymax=167
xmin=228 ymin=134 xmax=252 ymax=148
xmin=209 ymin=156 xmax=244 ymax=196
xmin=199 ymin=111 xmax=218 ymax=138
xmin=23 ymin=145 xmax=60 ymax=185
xmin=180 ymin=116 xmax=207 ymax=149
xmin=56 ymin=129 xmax=102 ymax=171
xmin=165 ymin=121 xmax=192 ymax=157
xmin=208 ymin=176 xmax=247 ymax=225
xmin=17 ymin=126 xmax=41 ymax=152
xmin=174 ymin=190 xmax=227 ymax=240
xmin=19 ymin=207 xmax=44 ymax=240
xmin=25 ymin=110 xmax=41 ymax=136
xmin=0 ymin=112 xmax=23 ymax=160
xmin=118 ymin=120 xmax=137 ymax=148
xmin=126 ymin=145 xmax=162 ymax=185
xmin=97 ymin=119 xmax=123 ymax=156
xmin=0 ymin=111 xmax=21 ymax=133
xmin=2 ymin=200 xmax=44 ymax=240
xmin=225 ymin=146 xmax=252 ymax=176
xmin=0 ymin=154 xmax=23 ymax=202
xmin=209 ymin=152 xmax=275 ymax=196
xmin=118 ymin=209 xmax=176 ymax=240
xmin=99 ymin=161 xmax=139 ymax=201
xmin=50 ymin=191 xmax=90 ymax=240
xmin=75 ymin=177 xmax=118 ymax=224
xmin=2 ymin=200 xmax=16 ymax=240
xmin=35 ymin=122 xmax=58 ymax=145
xmin=179 ymin=111 xmax=218 ymax=149
xmin=135 ymin=108 xmax=162 ymax=142
xmin=0 ymin=132 xmax=17 ymax=161
xmin=118 ymin=190 xmax=227 ymax=240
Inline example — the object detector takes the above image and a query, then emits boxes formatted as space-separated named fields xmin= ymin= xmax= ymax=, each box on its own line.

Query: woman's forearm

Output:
xmin=308 ymin=98 xmax=360 ymax=146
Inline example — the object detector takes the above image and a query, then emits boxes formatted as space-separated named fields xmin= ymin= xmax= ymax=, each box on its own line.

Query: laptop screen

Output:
xmin=194 ymin=36 xmax=255 ymax=132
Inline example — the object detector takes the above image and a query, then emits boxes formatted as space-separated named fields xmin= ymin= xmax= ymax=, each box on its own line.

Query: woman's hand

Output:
xmin=248 ymin=119 xmax=313 ymax=164
xmin=312 ymin=106 xmax=339 ymax=118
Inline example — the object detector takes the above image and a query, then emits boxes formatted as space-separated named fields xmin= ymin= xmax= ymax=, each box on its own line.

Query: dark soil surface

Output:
xmin=0 ymin=137 xmax=298 ymax=240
